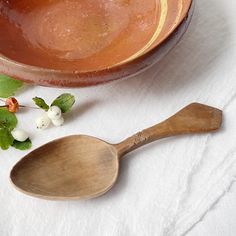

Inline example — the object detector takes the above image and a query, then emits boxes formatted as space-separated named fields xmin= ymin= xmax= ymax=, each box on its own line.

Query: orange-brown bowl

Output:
xmin=0 ymin=0 xmax=194 ymax=87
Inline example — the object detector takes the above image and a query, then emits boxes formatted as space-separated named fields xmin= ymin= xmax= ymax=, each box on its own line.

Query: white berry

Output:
xmin=11 ymin=129 xmax=29 ymax=142
xmin=47 ymin=106 xmax=62 ymax=120
xmin=36 ymin=114 xmax=51 ymax=130
xmin=51 ymin=116 xmax=64 ymax=127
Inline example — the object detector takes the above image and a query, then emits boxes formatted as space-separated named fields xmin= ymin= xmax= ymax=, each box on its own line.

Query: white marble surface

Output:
xmin=1 ymin=0 xmax=236 ymax=235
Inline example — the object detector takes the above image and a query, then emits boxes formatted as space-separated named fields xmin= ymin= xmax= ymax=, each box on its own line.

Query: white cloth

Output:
xmin=1 ymin=0 xmax=236 ymax=235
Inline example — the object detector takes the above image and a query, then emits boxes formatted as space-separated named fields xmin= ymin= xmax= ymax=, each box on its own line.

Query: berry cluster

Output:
xmin=36 ymin=106 xmax=64 ymax=130
xmin=33 ymin=93 xmax=75 ymax=130
xmin=0 ymin=93 xmax=75 ymax=151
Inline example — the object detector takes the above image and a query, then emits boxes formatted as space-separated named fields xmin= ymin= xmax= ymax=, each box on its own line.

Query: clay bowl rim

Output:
xmin=0 ymin=0 xmax=194 ymax=81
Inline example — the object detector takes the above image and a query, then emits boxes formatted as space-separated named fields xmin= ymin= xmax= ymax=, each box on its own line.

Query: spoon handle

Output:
xmin=115 ymin=103 xmax=222 ymax=157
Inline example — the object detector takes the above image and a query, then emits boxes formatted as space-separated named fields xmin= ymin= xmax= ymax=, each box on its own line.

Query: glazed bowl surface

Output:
xmin=0 ymin=0 xmax=194 ymax=87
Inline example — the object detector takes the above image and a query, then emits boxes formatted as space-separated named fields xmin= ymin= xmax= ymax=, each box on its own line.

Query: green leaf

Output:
xmin=0 ymin=74 xmax=23 ymax=98
xmin=12 ymin=138 xmax=32 ymax=150
xmin=32 ymin=97 xmax=49 ymax=111
xmin=51 ymin=93 xmax=75 ymax=113
xmin=0 ymin=108 xmax=17 ymax=131
xmin=0 ymin=128 xmax=14 ymax=150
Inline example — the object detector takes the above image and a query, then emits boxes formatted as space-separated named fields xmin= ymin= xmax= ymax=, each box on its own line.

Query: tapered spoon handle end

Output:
xmin=170 ymin=103 xmax=223 ymax=132
xmin=116 ymin=103 xmax=222 ymax=157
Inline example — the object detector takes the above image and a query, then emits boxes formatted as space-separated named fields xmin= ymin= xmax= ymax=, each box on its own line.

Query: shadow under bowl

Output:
xmin=0 ymin=0 xmax=194 ymax=87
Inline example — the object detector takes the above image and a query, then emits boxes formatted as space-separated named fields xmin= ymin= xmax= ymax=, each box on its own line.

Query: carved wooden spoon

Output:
xmin=10 ymin=103 xmax=222 ymax=200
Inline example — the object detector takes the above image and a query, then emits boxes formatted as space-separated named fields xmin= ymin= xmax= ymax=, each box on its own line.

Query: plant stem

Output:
xmin=20 ymin=105 xmax=40 ymax=110
xmin=0 ymin=105 xmax=39 ymax=109
xmin=0 ymin=98 xmax=39 ymax=109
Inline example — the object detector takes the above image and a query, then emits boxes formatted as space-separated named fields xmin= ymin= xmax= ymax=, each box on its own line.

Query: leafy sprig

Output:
xmin=0 ymin=75 xmax=76 ymax=151
xmin=0 ymin=75 xmax=23 ymax=98
xmin=0 ymin=127 xmax=14 ymax=150
xmin=12 ymin=138 xmax=32 ymax=150
xmin=33 ymin=93 xmax=75 ymax=113
xmin=0 ymin=108 xmax=31 ymax=150
xmin=32 ymin=97 xmax=49 ymax=111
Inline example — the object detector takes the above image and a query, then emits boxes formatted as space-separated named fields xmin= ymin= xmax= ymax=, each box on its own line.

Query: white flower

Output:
xmin=36 ymin=114 xmax=51 ymax=130
xmin=11 ymin=129 xmax=29 ymax=142
xmin=47 ymin=106 xmax=62 ymax=120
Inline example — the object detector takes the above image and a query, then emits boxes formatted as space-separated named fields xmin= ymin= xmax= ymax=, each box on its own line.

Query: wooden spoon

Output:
xmin=10 ymin=103 xmax=222 ymax=200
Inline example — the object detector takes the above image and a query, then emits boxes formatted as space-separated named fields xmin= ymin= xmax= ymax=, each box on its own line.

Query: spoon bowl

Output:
xmin=11 ymin=135 xmax=119 ymax=200
xmin=10 ymin=103 xmax=222 ymax=200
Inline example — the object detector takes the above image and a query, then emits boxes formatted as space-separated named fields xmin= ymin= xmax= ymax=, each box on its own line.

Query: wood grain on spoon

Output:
xmin=10 ymin=103 xmax=222 ymax=200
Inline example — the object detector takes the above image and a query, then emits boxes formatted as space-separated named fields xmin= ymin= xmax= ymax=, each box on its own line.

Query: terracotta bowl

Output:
xmin=0 ymin=0 xmax=194 ymax=87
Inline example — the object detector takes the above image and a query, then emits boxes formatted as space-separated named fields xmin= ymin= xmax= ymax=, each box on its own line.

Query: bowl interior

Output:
xmin=0 ymin=0 xmax=191 ymax=72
